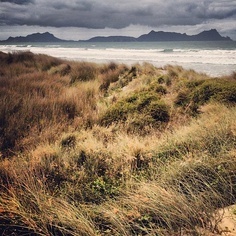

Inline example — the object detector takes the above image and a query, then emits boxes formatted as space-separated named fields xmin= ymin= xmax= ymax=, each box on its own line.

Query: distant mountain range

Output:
xmin=86 ymin=29 xmax=232 ymax=42
xmin=1 ymin=29 xmax=232 ymax=43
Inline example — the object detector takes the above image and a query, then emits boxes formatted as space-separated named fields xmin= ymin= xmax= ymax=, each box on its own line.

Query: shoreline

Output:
xmin=0 ymin=42 xmax=235 ymax=77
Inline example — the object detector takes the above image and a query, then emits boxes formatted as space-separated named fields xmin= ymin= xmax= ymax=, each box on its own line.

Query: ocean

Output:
xmin=0 ymin=41 xmax=235 ymax=77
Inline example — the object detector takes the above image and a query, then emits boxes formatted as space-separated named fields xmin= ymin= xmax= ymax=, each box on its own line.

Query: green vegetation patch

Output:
xmin=175 ymin=78 xmax=236 ymax=114
xmin=100 ymin=90 xmax=170 ymax=127
xmin=192 ymin=79 xmax=236 ymax=104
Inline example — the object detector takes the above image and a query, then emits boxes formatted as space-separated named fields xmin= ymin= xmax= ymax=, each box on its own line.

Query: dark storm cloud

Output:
xmin=50 ymin=1 xmax=92 ymax=11
xmin=0 ymin=0 xmax=34 ymax=5
xmin=0 ymin=0 xmax=236 ymax=29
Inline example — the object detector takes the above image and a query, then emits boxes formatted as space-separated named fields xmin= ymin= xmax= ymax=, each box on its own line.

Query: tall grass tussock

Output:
xmin=0 ymin=51 xmax=236 ymax=235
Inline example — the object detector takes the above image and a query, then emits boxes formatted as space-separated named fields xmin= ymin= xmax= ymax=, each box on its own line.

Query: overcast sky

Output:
xmin=0 ymin=0 xmax=236 ymax=40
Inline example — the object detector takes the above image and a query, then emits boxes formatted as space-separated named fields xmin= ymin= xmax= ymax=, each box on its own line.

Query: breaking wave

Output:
xmin=0 ymin=41 xmax=235 ymax=76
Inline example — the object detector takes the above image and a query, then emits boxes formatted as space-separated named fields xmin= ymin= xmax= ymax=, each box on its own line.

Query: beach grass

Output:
xmin=0 ymin=51 xmax=236 ymax=235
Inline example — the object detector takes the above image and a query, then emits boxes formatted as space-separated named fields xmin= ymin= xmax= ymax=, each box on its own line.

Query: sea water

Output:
xmin=0 ymin=41 xmax=235 ymax=77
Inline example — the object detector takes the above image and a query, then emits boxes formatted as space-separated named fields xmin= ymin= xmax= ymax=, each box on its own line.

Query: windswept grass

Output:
xmin=0 ymin=52 xmax=236 ymax=235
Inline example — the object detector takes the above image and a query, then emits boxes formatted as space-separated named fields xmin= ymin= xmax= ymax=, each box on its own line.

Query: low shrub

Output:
xmin=174 ymin=78 xmax=236 ymax=115
xmin=100 ymin=91 xmax=169 ymax=127
xmin=145 ymin=101 xmax=170 ymax=122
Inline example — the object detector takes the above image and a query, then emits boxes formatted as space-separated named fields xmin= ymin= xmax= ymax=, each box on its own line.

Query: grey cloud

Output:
xmin=0 ymin=0 xmax=34 ymax=4
xmin=50 ymin=1 xmax=92 ymax=11
xmin=0 ymin=0 xmax=235 ymax=29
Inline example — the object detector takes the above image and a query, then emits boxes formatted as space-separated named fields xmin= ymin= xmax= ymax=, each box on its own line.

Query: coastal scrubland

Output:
xmin=0 ymin=51 xmax=236 ymax=235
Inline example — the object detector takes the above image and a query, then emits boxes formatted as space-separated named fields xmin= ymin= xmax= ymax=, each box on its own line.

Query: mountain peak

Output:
xmin=149 ymin=30 xmax=156 ymax=34
xmin=194 ymin=29 xmax=228 ymax=41
xmin=41 ymin=32 xmax=54 ymax=36
xmin=200 ymin=29 xmax=219 ymax=34
xmin=2 ymin=32 xmax=65 ymax=43
xmin=138 ymin=29 xmax=232 ymax=42
xmin=208 ymin=29 xmax=218 ymax=32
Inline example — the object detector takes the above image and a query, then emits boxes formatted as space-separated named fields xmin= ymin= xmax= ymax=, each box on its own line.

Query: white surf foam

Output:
xmin=0 ymin=44 xmax=235 ymax=77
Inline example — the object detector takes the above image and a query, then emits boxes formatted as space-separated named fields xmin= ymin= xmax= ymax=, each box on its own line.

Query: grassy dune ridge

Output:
xmin=0 ymin=51 xmax=236 ymax=235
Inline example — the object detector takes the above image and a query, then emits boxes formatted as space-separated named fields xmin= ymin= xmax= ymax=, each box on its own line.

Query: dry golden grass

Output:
xmin=0 ymin=54 xmax=103 ymax=155
xmin=0 ymin=51 xmax=236 ymax=235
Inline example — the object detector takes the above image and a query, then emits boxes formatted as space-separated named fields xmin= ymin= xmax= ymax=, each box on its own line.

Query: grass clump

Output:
xmin=100 ymin=90 xmax=170 ymax=129
xmin=174 ymin=78 xmax=236 ymax=115
xmin=192 ymin=79 xmax=236 ymax=104
xmin=70 ymin=62 xmax=97 ymax=83
xmin=99 ymin=63 xmax=129 ymax=92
